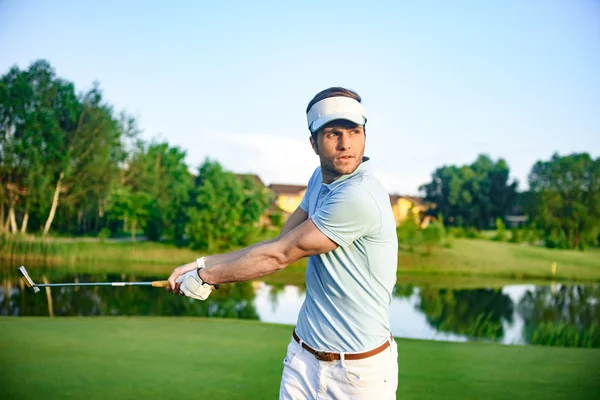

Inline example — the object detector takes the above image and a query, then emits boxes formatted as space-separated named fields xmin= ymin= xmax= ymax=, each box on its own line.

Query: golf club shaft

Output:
xmin=34 ymin=281 xmax=170 ymax=288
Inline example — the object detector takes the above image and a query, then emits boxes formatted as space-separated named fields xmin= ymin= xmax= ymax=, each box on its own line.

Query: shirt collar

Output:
xmin=323 ymin=157 xmax=371 ymax=190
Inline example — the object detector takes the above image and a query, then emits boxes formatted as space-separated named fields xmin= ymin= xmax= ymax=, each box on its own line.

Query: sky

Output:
xmin=1 ymin=0 xmax=598 ymax=195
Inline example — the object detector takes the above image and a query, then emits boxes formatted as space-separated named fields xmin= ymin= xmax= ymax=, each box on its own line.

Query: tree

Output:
xmin=238 ymin=174 xmax=274 ymax=245
xmin=420 ymin=155 xmax=518 ymax=229
xmin=528 ymin=153 xmax=600 ymax=249
xmin=0 ymin=62 xmax=58 ymax=235
xmin=0 ymin=60 xmax=141 ymax=237
xmin=187 ymin=160 xmax=271 ymax=251
xmin=107 ymin=187 xmax=151 ymax=241
xmin=43 ymin=83 xmax=124 ymax=236
xmin=124 ymin=142 xmax=193 ymax=243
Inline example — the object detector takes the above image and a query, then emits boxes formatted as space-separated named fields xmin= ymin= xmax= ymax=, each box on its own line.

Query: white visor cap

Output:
xmin=306 ymin=96 xmax=367 ymax=133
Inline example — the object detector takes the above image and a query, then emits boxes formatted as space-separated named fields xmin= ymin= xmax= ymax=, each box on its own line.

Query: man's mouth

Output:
xmin=338 ymin=155 xmax=354 ymax=161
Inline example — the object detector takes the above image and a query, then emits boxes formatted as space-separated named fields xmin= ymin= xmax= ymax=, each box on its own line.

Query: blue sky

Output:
xmin=1 ymin=0 xmax=598 ymax=194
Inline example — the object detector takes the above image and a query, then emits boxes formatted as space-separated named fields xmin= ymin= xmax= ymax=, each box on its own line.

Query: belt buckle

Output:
xmin=314 ymin=351 xmax=336 ymax=362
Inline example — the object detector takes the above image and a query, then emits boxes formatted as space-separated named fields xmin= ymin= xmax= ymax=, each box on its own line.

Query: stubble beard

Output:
xmin=320 ymin=150 xmax=364 ymax=181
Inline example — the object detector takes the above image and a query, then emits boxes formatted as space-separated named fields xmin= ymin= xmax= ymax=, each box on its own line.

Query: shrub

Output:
xmin=465 ymin=227 xmax=481 ymax=239
xmin=422 ymin=222 xmax=445 ymax=255
xmin=447 ymin=226 xmax=466 ymax=238
xmin=510 ymin=227 xmax=524 ymax=243
xmin=396 ymin=217 xmax=422 ymax=252
xmin=494 ymin=218 xmax=507 ymax=241
xmin=268 ymin=211 xmax=283 ymax=228
xmin=98 ymin=227 xmax=111 ymax=243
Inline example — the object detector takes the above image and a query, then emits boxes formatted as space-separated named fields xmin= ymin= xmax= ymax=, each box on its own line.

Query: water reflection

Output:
xmin=1 ymin=273 xmax=258 ymax=319
xmin=518 ymin=285 xmax=600 ymax=347
xmin=418 ymin=287 xmax=513 ymax=341
xmin=1 ymin=272 xmax=598 ymax=347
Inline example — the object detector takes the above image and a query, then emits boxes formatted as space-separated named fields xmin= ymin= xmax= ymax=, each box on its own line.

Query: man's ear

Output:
xmin=309 ymin=135 xmax=319 ymax=155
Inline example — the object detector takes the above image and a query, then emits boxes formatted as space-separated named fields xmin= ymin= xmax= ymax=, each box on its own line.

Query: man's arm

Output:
xmin=202 ymin=207 xmax=308 ymax=267
xmin=166 ymin=207 xmax=308 ymax=290
xmin=199 ymin=217 xmax=337 ymax=285
xmin=277 ymin=207 xmax=308 ymax=238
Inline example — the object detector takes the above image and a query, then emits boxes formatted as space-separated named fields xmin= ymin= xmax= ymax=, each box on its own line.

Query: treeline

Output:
xmin=0 ymin=60 xmax=272 ymax=250
xmin=419 ymin=153 xmax=600 ymax=250
xmin=2 ymin=60 xmax=598 ymax=252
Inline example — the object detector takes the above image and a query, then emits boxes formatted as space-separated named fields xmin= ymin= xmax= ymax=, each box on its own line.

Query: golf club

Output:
xmin=18 ymin=266 xmax=170 ymax=294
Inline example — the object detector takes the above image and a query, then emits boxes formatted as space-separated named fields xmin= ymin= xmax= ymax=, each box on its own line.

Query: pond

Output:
xmin=2 ymin=270 xmax=598 ymax=347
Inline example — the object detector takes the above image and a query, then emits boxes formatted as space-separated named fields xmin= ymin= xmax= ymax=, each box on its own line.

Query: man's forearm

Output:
xmin=200 ymin=240 xmax=287 ymax=285
xmin=204 ymin=238 xmax=278 ymax=267
xmin=196 ymin=212 xmax=309 ymax=285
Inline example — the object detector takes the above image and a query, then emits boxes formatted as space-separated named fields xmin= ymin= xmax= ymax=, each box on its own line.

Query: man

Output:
xmin=167 ymin=87 xmax=399 ymax=399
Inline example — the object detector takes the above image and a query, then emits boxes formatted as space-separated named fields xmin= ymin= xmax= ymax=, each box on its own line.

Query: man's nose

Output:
xmin=338 ymin=133 xmax=351 ymax=150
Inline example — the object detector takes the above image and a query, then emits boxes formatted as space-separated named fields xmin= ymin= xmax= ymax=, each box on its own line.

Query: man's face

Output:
xmin=310 ymin=119 xmax=366 ymax=182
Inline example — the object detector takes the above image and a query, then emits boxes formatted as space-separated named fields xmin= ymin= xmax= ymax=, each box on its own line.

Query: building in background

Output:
xmin=389 ymin=194 xmax=430 ymax=227
xmin=268 ymin=184 xmax=307 ymax=218
xmin=264 ymin=179 xmax=435 ymax=229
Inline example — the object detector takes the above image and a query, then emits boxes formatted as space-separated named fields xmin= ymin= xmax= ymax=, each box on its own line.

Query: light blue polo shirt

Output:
xmin=295 ymin=157 xmax=398 ymax=353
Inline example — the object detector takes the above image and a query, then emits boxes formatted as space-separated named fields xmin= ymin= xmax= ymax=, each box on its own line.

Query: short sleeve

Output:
xmin=299 ymin=167 xmax=319 ymax=212
xmin=299 ymin=189 xmax=309 ymax=212
xmin=311 ymin=185 xmax=381 ymax=247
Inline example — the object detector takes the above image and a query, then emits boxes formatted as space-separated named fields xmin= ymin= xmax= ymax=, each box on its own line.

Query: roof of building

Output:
xmin=269 ymin=184 xmax=307 ymax=195
xmin=389 ymin=194 xmax=425 ymax=207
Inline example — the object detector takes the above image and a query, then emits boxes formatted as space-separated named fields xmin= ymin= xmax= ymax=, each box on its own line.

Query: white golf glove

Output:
xmin=176 ymin=258 xmax=215 ymax=300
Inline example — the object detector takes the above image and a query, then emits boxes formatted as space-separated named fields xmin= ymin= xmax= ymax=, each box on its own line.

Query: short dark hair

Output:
xmin=306 ymin=87 xmax=363 ymax=140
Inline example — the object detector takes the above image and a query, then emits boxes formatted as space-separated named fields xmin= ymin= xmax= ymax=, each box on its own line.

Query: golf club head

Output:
xmin=18 ymin=266 xmax=40 ymax=294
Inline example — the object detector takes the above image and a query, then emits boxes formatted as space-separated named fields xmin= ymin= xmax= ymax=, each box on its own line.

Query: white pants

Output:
xmin=279 ymin=336 xmax=398 ymax=400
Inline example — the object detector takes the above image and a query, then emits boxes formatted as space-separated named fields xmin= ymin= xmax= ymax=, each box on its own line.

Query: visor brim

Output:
xmin=310 ymin=112 xmax=366 ymax=133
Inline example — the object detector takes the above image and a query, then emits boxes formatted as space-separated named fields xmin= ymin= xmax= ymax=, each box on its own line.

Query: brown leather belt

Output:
xmin=292 ymin=330 xmax=392 ymax=362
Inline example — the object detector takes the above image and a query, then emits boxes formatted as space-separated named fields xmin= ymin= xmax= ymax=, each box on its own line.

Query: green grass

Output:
xmin=397 ymin=239 xmax=600 ymax=282
xmin=0 ymin=317 xmax=598 ymax=400
xmin=2 ymin=237 xmax=599 ymax=285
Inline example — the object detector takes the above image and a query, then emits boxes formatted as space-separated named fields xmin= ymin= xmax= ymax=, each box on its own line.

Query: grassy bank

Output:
xmin=397 ymin=239 xmax=600 ymax=282
xmin=1 ymin=317 xmax=598 ymax=400
xmin=1 ymin=236 xmax=599 ymax=284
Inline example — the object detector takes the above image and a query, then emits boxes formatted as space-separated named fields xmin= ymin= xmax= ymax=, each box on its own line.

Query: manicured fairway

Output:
xmin=1 ymin=317 xmax=598 ymax=399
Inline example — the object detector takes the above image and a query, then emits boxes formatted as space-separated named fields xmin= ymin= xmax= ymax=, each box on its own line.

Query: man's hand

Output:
xmin=167 ymin=262 xmax=198 ymax=294
xmin=176 ymin=269 xmax=214 ymax=300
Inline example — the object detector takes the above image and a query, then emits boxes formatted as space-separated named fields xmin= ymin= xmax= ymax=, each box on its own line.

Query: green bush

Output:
xmin=510 ymin=227 xmax=524 ymax=243
xmin=268 ymin=211 xmax=283 ymax=228
xmin=494 ymin=218 xmax=507 ymax=241
xmin=544 ymin=230 xmax=570 ymax=249
xmin=447 ymin=226 xmax=466 ymax=238
xmin=396 ymin=217 xmax=422 ymax=252
xmin=422 ymin=222 xmax=445 ymax=255
xmin=98 ymin=228 xmax=111 ymax=243
xmin=524 ymin=224 xmax=542 ymax=245
xmin=465 ymin=227 xmax=481 ymax=239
